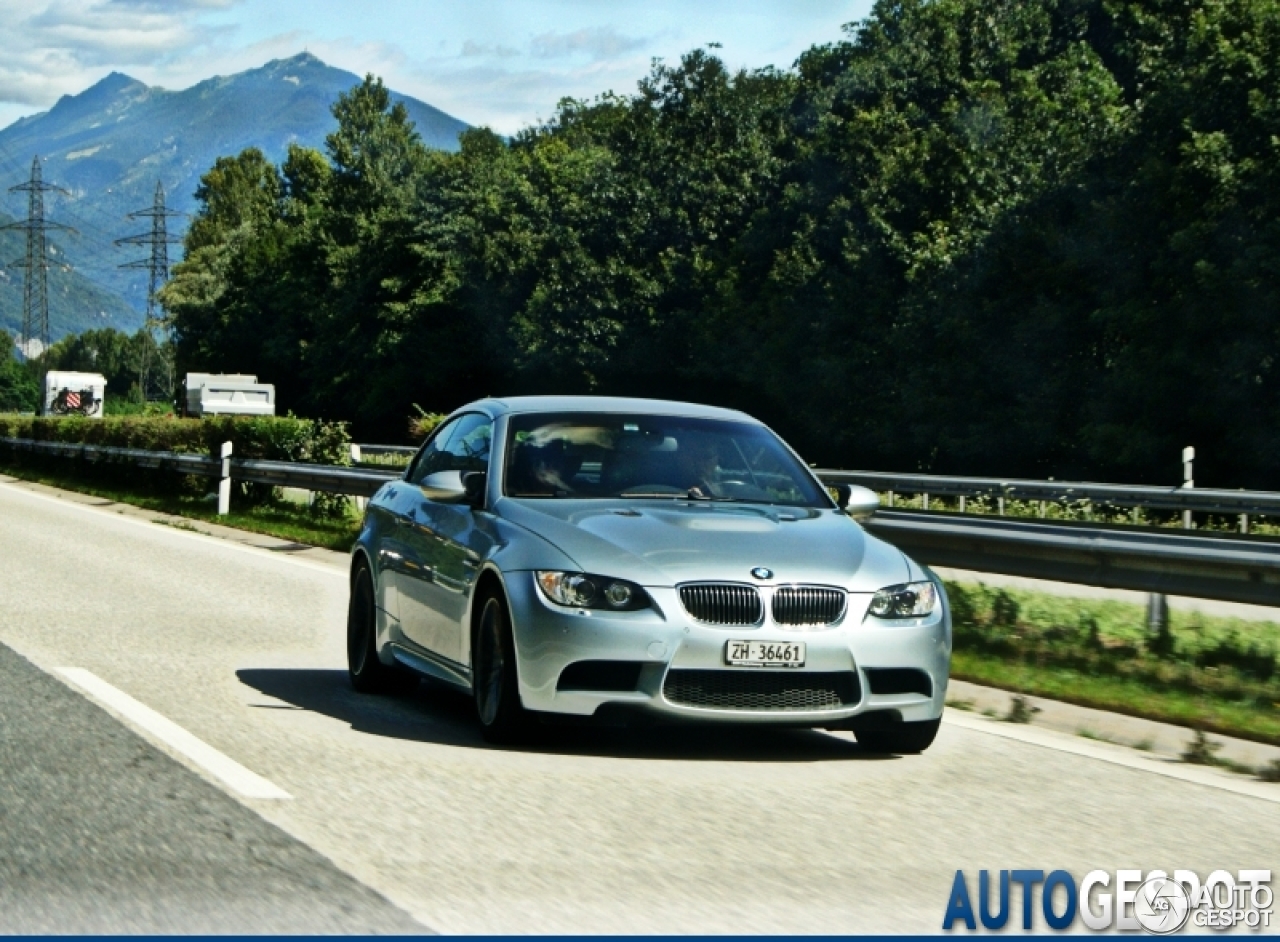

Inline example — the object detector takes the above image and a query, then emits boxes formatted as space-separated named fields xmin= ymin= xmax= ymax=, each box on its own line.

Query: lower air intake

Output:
xmin=557 ymin=660 xmax=644 ymax=692
xmin=864 ymin=668 xmax=933 ymax=697
xmin=663 ymin=669 xmax=860 ymax=712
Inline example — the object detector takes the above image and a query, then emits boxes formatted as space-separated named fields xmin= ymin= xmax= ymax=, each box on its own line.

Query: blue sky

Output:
xmin=0 ymin=0 xmax=874 ymax=134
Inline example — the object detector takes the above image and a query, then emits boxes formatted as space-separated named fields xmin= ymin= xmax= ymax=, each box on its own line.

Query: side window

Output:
xmin=444 ymin=414 xmax=493 ymax=473
xmin=406 ymin=417 xmax=461 ymax=485
xmin=407 ymin=413 xmax=492 ymax=485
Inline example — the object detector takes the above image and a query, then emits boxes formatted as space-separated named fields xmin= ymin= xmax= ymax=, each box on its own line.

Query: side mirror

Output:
xmin=418 ymin=470 xmax=469 ymax=503
xmin=833 ymin=483 xmax=879 ymax=522
xmin=462 ymin=470 xmax=487 ymax=507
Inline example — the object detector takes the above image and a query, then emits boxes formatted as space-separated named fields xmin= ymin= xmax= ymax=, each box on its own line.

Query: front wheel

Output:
xmin=347 ymin=561 xmax=417 ymax=695
xmin=854 ymin=718 xmax=941 ymax=754
xmin=473 ymin=593 xmax=528 ymax=743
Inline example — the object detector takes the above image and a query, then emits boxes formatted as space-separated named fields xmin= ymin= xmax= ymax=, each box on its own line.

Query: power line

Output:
xmin=0 ymin=144 xmax=187 ymax=274
xmin=116 ymin=181 xmax=183 ymax=399
xmin=1 ymin=156 xmax=76 ymax=357
xmin=0 ymin=142 xmax=145 ymax=237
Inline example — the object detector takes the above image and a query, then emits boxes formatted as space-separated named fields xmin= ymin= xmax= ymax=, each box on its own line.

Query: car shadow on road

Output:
xmin=235 ymin=668 xmax=895 ymax=763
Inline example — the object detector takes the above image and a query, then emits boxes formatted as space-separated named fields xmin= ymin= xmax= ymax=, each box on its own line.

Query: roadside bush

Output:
xmin=0 ymin=413 xmax=349 ymax=462
xmin=408 ymin=404 xmax=446 ymax=442
xmin=0 ymin=413 xmax=352 ymax=516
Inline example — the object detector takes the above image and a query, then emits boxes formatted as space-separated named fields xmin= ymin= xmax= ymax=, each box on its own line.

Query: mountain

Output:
xmin=0 ymin=53 xmax=469 ymax=342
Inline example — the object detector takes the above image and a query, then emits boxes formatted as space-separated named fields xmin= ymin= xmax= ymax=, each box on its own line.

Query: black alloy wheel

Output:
xmin=473 ymin=593 xmax=528 ymax=743
xmin=854 ymin=718 xmax=942 ymax=755
xmin=347 ymin=560 xmax=416 ymax=695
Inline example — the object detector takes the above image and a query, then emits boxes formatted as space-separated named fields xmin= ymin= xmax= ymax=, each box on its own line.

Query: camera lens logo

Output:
xmin=1135 ymin=876 xmax=1191 ymax=934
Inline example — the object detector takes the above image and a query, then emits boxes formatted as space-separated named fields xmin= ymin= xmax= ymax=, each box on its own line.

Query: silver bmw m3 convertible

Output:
xmin=348 ymin=396 xmax=950 ymax=752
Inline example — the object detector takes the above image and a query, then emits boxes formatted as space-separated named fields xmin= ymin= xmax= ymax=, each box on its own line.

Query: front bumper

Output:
xmin=505 ymin=572 xmax=951 ymax=726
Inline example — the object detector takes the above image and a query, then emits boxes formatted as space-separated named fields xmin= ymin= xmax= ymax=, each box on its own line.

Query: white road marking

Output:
xmin=57 ymin=667 xmax=291 ymax=801
xmin=944 ymin=708 xmax=1280 ymax=804
xmin=0 ymin=479 xmax=347 ymax=579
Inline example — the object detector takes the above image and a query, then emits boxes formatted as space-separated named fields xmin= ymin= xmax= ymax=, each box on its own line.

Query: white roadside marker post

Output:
xmin=1149 ymin=445 xmax=1194 ymax=642
xmin=351 ymin=443 xmax=367 ymax=513
xmin=1182 ymin=445 xmax=1195 ymax=530
xmin=217 ymin=440 xmax=232 ymax=516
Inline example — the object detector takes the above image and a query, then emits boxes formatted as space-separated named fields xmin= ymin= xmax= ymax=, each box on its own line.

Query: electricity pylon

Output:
xmin=2 ymin=156 xmax=75 ymax=358
xmin=117 ymin=181 xmax=182 ymax=400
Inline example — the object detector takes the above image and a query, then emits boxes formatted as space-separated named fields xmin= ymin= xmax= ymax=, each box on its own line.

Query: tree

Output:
xmin=184 ymin=148 xmax=283 ymax=252
xmin=161 ymin=1 xmax=1280 ymax=487
xmin=0 ymin=337 xmax=38 ymax=412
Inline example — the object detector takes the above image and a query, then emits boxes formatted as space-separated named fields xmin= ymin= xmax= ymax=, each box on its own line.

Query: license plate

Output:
xmin=726 ymin=639 xmax=805 ymax=668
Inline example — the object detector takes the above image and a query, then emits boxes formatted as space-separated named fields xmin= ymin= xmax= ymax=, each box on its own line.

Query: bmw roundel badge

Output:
xmin=750 ymin=567 xmax=773 ymax=580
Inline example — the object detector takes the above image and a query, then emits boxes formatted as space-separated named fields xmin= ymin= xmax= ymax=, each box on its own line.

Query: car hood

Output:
xmin=495 ymin=497 xmax=910 ymax=590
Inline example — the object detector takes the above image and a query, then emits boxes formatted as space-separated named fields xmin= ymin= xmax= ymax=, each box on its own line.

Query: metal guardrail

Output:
xmin=5 ymin=436 xmax=1278 ymax=607
xmin=0 ymin=438 xmax=399 ymax=499
xmin=234 ymin=458 xmax=396 ymax=498
xmin=1 ymin=438 xmax=221 ymax=476
xmin=355 ymin=447 xmax=1280 ymax=518
xmin=865 ymin=511 xmax=1280 ymax=608
xmin=817 ymin=468 xmax=1280 ymax=520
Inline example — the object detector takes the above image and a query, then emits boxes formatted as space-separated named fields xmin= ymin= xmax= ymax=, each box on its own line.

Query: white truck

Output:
xmin=183 ymin=373 xmax=276 ymax=418
xmin=42 ymin=371 xmax=106 ymax=418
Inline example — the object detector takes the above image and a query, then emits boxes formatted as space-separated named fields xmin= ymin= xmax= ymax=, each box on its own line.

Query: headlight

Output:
xmin=535 ymin=571 xmax=651 ymax=611
xmin=867 ymin=581 xmax=938 ymax=619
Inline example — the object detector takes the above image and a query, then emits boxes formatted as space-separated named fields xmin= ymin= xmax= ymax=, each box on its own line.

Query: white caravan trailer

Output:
xmin=183 ymin=373 xmax=276 ymax=418
xmin=42 ymin=371 xmax=107 ymax=417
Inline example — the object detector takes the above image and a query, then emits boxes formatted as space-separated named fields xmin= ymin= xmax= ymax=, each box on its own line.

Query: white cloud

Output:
xmin=529 ymin=27 xmax=647 ymax=60
xmin=0 ymin=0 xmax=240 ymax=108
xmin=105 ymin=0 xmax=237 ymax=9
xmin=461 ymin=39 xmax=520 ymax=59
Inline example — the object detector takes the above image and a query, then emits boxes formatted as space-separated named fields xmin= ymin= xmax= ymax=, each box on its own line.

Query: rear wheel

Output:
xmin=854 ymin=718 xmax=941 ymax=754
xmin=347 ymin=561 xmax=416 ymax=695
xmin=473 ymin=592 xmax=528 ymax=743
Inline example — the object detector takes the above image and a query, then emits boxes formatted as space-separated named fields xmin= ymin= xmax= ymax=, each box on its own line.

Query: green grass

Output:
xmin=355 ymin=452 xmax=413 ymax=470
xmin=953 ymin=651 xmax=1280 ymax=744
xmin=947 ymin=580 xmax=1280 ymax=745
xmin=1076 ymin=728 xmax=1117 ymax=744
xmin=0 ymin=460 xmax=360 ymax=552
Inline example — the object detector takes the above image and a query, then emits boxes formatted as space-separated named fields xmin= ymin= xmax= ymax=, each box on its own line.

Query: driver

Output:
xmin=679 ymin=435 xmax=722 ymax=498
xmin=533 ymin=450 xmax=575 ymax=493
xmin=514 ymin=441 xmax=579 ymax=495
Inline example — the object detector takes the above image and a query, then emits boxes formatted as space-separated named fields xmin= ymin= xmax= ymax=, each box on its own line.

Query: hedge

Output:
xmin=0 ymin=414 xmax=352 ymax=516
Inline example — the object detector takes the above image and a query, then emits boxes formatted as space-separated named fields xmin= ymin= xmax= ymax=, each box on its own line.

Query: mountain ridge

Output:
xmin=0 ymin=53 xmax=469 ymax=344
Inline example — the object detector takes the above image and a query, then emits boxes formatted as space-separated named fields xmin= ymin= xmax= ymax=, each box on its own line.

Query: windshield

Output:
xmin=502 ymin=412 xmax=830 ymax=508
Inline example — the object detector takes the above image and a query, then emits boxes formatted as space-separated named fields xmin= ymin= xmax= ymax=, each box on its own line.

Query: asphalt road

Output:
xmin=0 ymin=478 xmax=1276 ymax=934
xmin=0 ymin=640 xmax=422 ymax=933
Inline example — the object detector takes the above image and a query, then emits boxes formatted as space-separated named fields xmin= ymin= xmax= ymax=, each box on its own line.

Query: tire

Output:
xmin=347 ymin=560 xmax=417 ymax=695
xmin=854 ymin=718 xmax=941 ymax=755
xmin=473 ymin=592 xmax=528 ymax=743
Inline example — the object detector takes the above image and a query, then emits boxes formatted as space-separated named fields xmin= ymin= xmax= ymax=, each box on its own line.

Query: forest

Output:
xmin=152 ymin=0 xmax=1280 ymax=488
